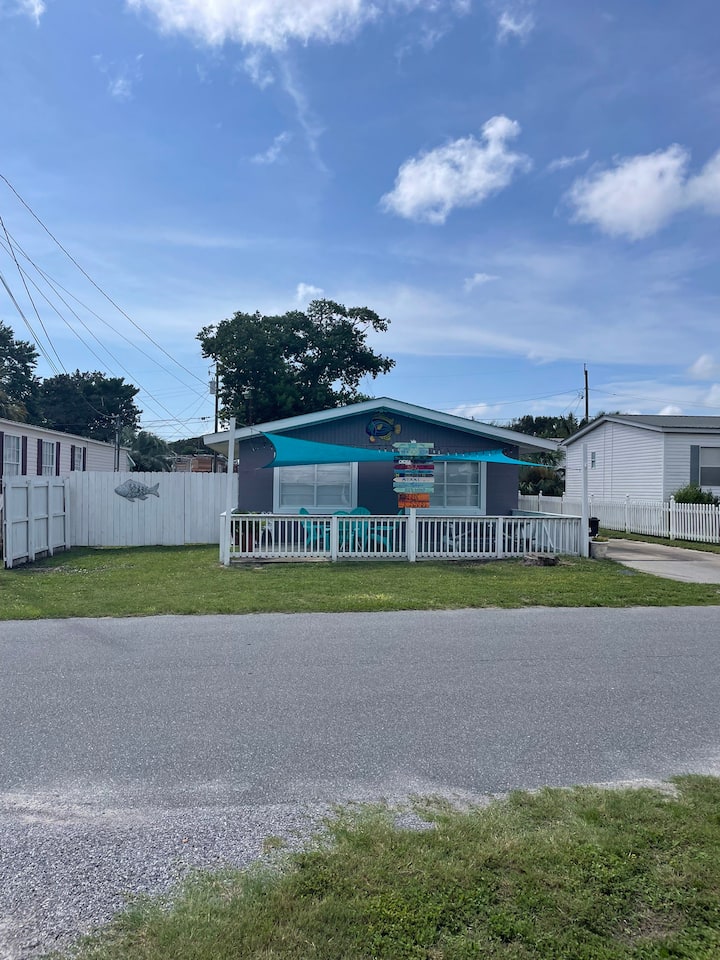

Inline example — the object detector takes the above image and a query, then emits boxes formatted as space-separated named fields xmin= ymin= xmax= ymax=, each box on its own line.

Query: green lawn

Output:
xmin=63 ymin=776 xmax=720 ymax=960
xmin=2 ymin=545 xmax=720 ymax=619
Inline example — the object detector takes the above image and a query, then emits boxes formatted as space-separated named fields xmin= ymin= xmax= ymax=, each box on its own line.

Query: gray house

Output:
xmin=204 ymin=397 xmax=557 ymax=516
xmin=562 ymin=415 xmax=720 ymax=500
xmin=0 ymin=416 xmax=131 ymax=479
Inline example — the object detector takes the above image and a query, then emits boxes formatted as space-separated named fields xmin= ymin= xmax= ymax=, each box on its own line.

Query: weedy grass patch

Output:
xmin=60 ymin=776 xmax=720 ymax=960
xmin=2 ymin=545 xmax=720 ymax=619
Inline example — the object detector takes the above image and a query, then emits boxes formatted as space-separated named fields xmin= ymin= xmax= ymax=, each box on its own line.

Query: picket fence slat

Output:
xmin=518 ymin=494 xmax=720 ymax=544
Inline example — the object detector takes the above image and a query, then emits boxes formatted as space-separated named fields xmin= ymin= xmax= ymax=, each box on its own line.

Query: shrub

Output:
xmin=672 ymin=484 xmax=720 ymax=505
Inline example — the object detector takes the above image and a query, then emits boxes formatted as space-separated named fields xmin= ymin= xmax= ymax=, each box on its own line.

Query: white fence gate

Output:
xmin=519 ymin=494 xmax=720 ymax=544
xmin=1 ymin=477 xmax=69 ymax=568
xmin=67 ymin=472 xmax=228 ymax=547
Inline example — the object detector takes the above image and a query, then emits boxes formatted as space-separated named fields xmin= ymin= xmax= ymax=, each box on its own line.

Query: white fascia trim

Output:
xmin=204 ymin=397 xmax=558 ymax=454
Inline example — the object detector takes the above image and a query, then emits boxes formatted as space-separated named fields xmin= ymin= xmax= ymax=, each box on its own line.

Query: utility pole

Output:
xmin=210 ymin=364 xmax=220 ymax=473
xmin=583 ymin=364 xmax=589 ymax=423
xmin=113 ymin=414 xmax=122 ymax=472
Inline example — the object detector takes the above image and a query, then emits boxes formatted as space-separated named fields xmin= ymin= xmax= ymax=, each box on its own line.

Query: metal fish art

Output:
xmin=114 ymin=479 xmax=160 ymax=502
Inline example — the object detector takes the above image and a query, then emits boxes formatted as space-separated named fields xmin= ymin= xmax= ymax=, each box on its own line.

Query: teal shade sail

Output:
xmin=261 ymin=432 xmax=532 ymax=468
xmin=261 ymin=432 xmax=395 ymax=467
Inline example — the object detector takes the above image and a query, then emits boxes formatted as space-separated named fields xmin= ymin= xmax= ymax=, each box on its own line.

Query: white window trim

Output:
xmin=41 ymin=440 xmax=55 ymax=476
xmin=272 ymin=462 xmax=358 ymax=514
xmin=427 ymin=461 xmax=487 ymax=515
xmin=3 ymin=434 xmax=21 ymax=476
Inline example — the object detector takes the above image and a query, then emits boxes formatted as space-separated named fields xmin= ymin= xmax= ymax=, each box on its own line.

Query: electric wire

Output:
xmin=4 ymin=229 xmax=205 ymax=397
xmin=0 ymin=236 xmax=189 ymax=427
xmin=0 ymin=172 xmax=207 ymax=386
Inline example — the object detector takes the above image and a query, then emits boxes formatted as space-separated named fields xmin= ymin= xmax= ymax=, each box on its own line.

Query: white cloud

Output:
xmin=546 ymin=150 xmax=589 ymax=174
xmin=380 ymin=115 xmax=532 ymax=224
xmin=566 ymin=144 xmax=720 ymax=240
xmin=5 ymin=0 xmax=44 ymax=23
xmin=278 ymin=58 xmax=327 ymax=171
xmin=689 ymin=354 xmax=720 ymax=380
xmin=243 ymin=50 xmax=274 ymax=88
xmin=93 ymin=54 xmax=143 ymax=101
xmin=296 ymin=282 xmax=324 ymax=304
xmin=658 ymin=404 xmax=683 ymax=415
xmin=496 ymin=10 xmax=535 ymax=42
xmin=464 ymin=272 xmax=499 ymax=291
xmin=126 ymin=0 xmax=450 ymax=51
xmin=251 ymin=131 xmax=292 ymax=165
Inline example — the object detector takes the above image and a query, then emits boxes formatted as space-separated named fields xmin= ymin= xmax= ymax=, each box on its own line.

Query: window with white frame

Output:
xmin=699 ymin=447 xmax=720 ymax=487
xmin=3 ymin=434 xmax=21 ymax=476
xmin=41 ymin=440 xmax=55 ymax=476
xmin=71 ymin=444 xmax=85 ymax=471
xmin=430 ymin=461 xmax=483 ymax=511
xmin=590 ymin=451 xmax=597 ymax=469
xmin=274 ymin=463 xmax=356 ymax=513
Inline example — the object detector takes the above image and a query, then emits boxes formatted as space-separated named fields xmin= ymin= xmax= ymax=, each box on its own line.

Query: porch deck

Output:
xmin=221 ymin=513 xmax=584 ymax=564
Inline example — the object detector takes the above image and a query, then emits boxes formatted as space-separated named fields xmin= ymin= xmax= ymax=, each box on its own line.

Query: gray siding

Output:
xmin=235 ymin=410 xmax=520 ymax=514
xmin=663 ymin=432 xmax=720 ymax=498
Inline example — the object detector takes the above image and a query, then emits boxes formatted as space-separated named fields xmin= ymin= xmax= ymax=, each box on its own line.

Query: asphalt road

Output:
xmin=2 ymin=607 xmax=720 ymax=957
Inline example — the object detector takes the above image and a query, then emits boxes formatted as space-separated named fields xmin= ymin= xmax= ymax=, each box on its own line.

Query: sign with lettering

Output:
xmin=393 ymin=440 xmax=434 ymax=509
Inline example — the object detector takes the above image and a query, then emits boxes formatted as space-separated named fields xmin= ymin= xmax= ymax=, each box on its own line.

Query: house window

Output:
xmin=274 ymin=463 xmax=356 ymax=513
xmin=699 ymin=447 xmax=720 ymax=487
xmin=3 ymin=434 xmax=21 ymax=476
xmin=41 ymin=441 xmax=55 ymax=476
xmin=430 ymin=462 xmax=482 ymax=512
xmin=70 ymin=445 xmax=86 ymax=471
xmin=590 ymin=452 xmax=597 ymax=469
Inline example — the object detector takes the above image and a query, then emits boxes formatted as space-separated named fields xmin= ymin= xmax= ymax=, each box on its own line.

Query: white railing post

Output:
xmin=669 ymin=496 xmax=676 ymax=540
xmin=407 ymin=508 xmax=417 ymax=562
xmin=625 ymin=495 xmax=630 ymax=532
xmin=330 ymin=515 xmax=339 ymax=561
xmin=496 ymin=517 xmax=502 ymax=557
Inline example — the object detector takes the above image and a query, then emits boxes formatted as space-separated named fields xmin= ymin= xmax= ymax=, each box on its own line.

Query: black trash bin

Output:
xmin=589 ymin=517 xmax=599 ymax=538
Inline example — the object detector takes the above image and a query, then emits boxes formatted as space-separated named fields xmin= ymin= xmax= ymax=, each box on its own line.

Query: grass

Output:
xmin=2 ymin=545 xmax=720 ymax=619
xmin=60 ymin=776 xmax=720 ymax=960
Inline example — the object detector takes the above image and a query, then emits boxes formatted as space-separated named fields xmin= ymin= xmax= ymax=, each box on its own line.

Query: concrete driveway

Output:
xmin=608 ymin=538 xmax=720 ymax=583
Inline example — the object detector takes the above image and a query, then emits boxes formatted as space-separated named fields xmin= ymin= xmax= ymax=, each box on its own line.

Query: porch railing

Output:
xmin=222 ymin=512 xmax=584 ymax=563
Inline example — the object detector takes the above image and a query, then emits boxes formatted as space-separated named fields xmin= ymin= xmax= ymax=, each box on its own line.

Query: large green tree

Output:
xmin=198 ymin=299 xmax=395 ymax=424
xmin=39 ymin=370 xmax=141 ymax=441
xmin=0 ymin=321 xmax=41 ymax=421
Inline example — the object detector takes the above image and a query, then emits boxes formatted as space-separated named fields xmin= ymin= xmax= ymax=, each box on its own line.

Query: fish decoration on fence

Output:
xmin=114 ymin=479 xmax=160 ymax=502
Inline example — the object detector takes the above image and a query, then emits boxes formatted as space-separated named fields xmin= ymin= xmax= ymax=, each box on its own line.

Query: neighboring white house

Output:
xmin=562 ymin=415 xmax=720 ymax=500
xmin=0 ymin=417 xmax=131 ymax=479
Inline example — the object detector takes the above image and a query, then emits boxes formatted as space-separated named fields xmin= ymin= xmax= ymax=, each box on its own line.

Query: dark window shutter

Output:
xmin=82 ymin=447 xmax=87 ymax=471
xmin=37 ymin=439 xmax=44 ymax=475
xmin=690 ymin=445 xmax=700 ymax=486
xmin=0 ymin=431 xmax=4 ymax=479
xmin=70 ymin=445 xmax=76 ymax=471
xmin=21 ymin=436 xmax=28 ymax=475
xmin=55 ymin=442 xmax=61 ymax=476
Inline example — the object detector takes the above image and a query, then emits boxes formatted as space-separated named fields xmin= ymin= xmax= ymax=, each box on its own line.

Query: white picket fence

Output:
xmin=223 ymin=512 xmax=584 ymax=563
xmin=519 ymin=493 xmax=720 ymax=543
xmin=67 ymin=472 xmax=228 ymax=547
xmin=1 ymin=477 xmax=69 ymax=568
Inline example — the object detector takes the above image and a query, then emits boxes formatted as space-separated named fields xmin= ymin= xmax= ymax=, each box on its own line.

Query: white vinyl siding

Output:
xmin=3 ymin=434 xmax=21 ymax=476
xmin=0 ymin=418 xmax=127 ymax=474
xmin=700 ymin=447 xmax=720 ymax=488
xmin=564 ymin=422 xmax=664 ymax=499
xmin=663 ymin=433 xmax=720 ymax=499
xmin=41 ymin=440 xmax=55 ymax=476
xmin=273 ymin=463 xmax=357 ymax=513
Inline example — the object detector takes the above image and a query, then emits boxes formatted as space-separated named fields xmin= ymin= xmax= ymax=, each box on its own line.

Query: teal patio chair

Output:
xmin=298 ymin=507 xmax=329 ymax=550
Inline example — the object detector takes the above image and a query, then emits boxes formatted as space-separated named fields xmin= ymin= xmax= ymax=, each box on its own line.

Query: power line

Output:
xmin=0 ymin=172 xmax=207 ymax=387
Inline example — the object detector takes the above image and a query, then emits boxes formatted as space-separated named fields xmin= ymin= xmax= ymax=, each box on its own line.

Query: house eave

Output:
xmin=203 ymin=397 xmax=559 ymax=456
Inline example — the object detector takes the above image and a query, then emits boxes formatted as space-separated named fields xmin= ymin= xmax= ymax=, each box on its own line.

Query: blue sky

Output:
xmin=1 ymin=0 xmax=720 ymax=439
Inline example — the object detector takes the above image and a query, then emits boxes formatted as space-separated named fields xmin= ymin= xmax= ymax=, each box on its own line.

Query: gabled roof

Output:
xmin=203 ymin=397 xmax=558 ymax=455
xmin=562 ymin=414 xmax=720 ymax=446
